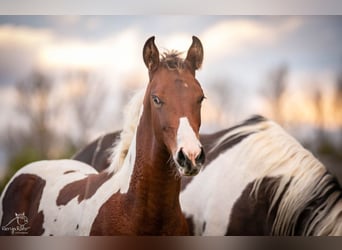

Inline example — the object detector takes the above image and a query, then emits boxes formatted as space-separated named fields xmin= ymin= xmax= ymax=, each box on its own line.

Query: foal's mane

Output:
xmin=107 ymin=51 xmax=185 ymax=173
xmin=239 ymin=119 xmax=342 ymax=235
xmin=107 ymin=88 xmax=144 ymax=173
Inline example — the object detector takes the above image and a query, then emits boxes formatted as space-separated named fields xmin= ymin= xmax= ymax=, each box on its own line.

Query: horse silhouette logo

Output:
xmin=1 ymin=212 xmax=30 ymax=235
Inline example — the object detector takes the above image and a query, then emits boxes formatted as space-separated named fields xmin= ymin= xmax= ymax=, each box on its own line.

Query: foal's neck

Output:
xmin=126 ymin=113 xmax=187 ymax=235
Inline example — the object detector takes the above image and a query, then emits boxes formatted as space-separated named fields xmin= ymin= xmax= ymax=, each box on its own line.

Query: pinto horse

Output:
xmin=0 ymin=36 xmax=206 ymax=236
xmin=181 ymin=116 xmax=342 ymax=236
xmin=73 ymin=115 xmax=342 ymax=236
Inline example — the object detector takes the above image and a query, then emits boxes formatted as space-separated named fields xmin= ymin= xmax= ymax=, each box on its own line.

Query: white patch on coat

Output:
xmin=0 ymin=128 xmax=139 ymax=236
xmin=180 ymin=141 xmax=255 ymax=235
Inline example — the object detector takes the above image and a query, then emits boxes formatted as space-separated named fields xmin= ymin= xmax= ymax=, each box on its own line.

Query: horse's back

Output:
xmin=0 ymin=159 xmax=97 ymax=235
xmin=72 ymin=132 xmax=121 ymax=172
xmin=1 ymin=159 xmax=98 ymax=202
xmin=17 ymin=159 xmax=98 ymax=175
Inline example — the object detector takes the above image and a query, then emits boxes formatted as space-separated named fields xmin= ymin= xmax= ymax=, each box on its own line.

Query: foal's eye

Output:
xmin=152 ymin=95 xmax=163 ymax=107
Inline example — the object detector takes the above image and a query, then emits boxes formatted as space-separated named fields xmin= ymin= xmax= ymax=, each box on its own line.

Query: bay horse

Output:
xmin=0 ymin=36 xmax=206 ymax=236
xmin=73 ymin=115 xmax=342 ymax=236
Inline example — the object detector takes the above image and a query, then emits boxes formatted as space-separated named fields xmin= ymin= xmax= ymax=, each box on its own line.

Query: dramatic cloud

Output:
xmin=200 ymin=17 xmax=302 ymax=63
xmin=38 ymin=29 xmax=142 ymax=73
xmin=0 ymin=25 xmax=53 ymax=84
xmin=0 ymin=23 xmax=145 ymax=86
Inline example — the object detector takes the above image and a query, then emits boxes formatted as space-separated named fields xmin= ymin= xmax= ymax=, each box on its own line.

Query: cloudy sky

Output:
xmin=1 ymin=16 xmax=341 ymax=117
xmin=1 ymin=16 xmax=341 ymax=84
xmin=0 ymin=16 xmax=341 ymax=173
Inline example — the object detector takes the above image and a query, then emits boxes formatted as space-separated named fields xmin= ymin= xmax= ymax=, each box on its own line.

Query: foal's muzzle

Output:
xmin=176 ymin=147 xmax=205 ymax=176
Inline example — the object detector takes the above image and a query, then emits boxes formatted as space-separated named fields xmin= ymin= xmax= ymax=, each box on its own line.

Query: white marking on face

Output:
xmin=176 ymin=117 xmax=202 ymax=164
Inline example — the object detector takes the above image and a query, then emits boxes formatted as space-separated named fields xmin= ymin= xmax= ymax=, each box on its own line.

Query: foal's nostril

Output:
xmin=178 ymin=148 xmax=186 ymax=163
xmin=176 ymin=147 xmax=204 ymax=176
xmin=195 ymin=147 xmax=205 ymax=165
xmin=177 ymin=148 xmax=192 ymax=168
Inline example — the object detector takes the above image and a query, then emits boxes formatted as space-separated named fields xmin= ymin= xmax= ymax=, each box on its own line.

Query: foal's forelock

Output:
xmin=160 ymin=51 xmax=186 ymax=71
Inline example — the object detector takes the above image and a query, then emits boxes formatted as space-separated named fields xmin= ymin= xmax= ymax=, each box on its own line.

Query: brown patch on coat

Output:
xmin=0 ymin=174 xmax=46 ymax=236
xmin=56 ymin=171 xmax=113 ymax=206
xmin=226 ymin=174 xmax=341 ymax=235
xmin=185 ymin=215 xmax=195 ymax=235
xmin=89 ymin=192 xmax=129 ymax=235
xmin=63 ymin=170 xmax=76 ymax=175
xmin=226 ymin=177 xmax=284 ymax=235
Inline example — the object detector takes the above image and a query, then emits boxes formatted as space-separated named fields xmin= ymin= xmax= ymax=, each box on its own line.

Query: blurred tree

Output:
xmin=262 ymin=64 xmax=288 ymax=125
xmin=0 ymin=69 xmax=132 ymax=193
xmin=14 ymin=71 xmax=54 ymax=159
xmin=0 ymin=147 xmax=41 ymax=192
xmin=311 ymin=85 xmax=330 ymax=155
xmin=210 ymin=78 xmax=234 ymax=125
xmin=310 ymin=71 xmax=342 ymax=165
xmin=0 ymin=71 xmax=56 ymax=192
xmin=66 ymin=70 xmax=108 ymax=146
xmin=335 ymin=70 xmax=342 ymax=149
xmin=312 ymin=86 xmax=325 ymax=141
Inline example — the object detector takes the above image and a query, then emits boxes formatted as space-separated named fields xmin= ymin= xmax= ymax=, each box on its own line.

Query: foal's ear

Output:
xmin=185 ymin=36 xmax=204 ymax=72
xmin=143 ymin=36 xmax=160 ymax=73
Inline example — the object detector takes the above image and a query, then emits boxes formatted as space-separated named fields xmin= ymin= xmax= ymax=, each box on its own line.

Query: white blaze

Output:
xmin=176 ymin=117 xmax=201 ymax=161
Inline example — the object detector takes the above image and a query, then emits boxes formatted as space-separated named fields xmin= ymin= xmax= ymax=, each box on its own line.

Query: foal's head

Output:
xmin=142 ymin=36 xmax=205 ymax=176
